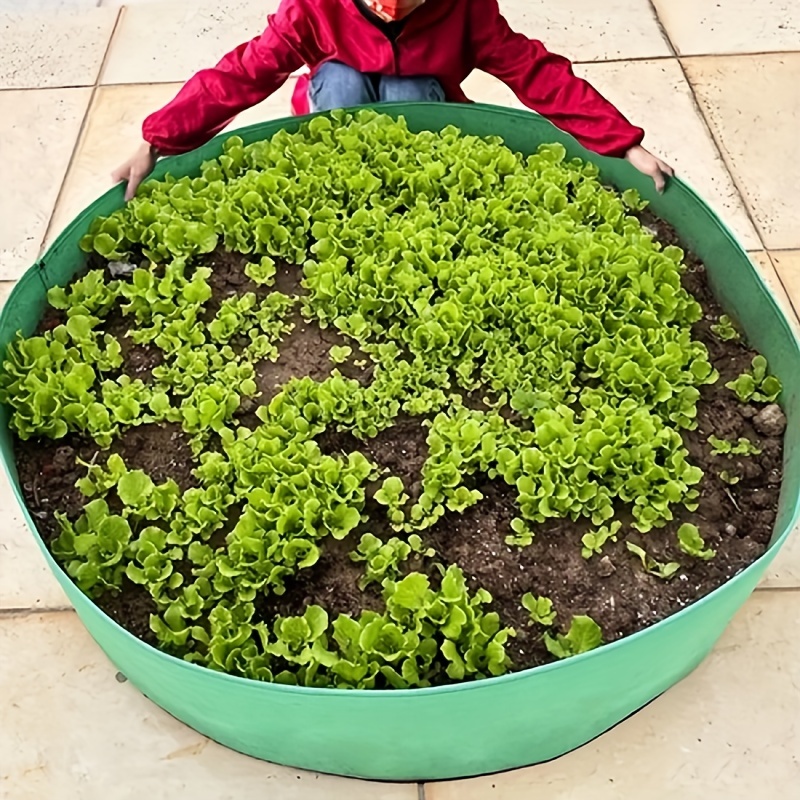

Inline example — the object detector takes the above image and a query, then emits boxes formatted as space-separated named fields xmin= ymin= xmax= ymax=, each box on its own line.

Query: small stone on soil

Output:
xmin=753 ymin=404 xmax=787 ymax=437
xmin=597 ymin=556 xmax=616 ymax=577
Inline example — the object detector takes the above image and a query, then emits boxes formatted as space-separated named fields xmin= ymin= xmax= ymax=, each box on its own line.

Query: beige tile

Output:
xmin=0 ymin=281 xmax=14 ymax=310
xmin=102 ymin=0 xmax=281 ymax=85
xmin=46 ymin=81 xmax=296 ymax=245
xmin=576 ymin=60 xmax=761 ymax=250
xmin=652 ymin=0 xmax=800 ymax=56
xmin=685 ymin=54 xmax=800 ymax=251
xmin=467 ymin=60 xmax=759 ymax=249
xmin=748 ymin=251 xmax=800 ymax=335
xmin=0 ymin=9 xmax=118 ymax=90
xmin=426 ymin=591 xmax=800 ymax=800
xmin=0 ymin=468 xmax=70 ymax=610
xmin=0 ymin=0 xmax=97 ymax=9
xmin=462 ymin=70 xmax=526 ymax=110
xmin=0 ymin=611 xmax=416 ymax=800
xmin=762 ymin=526 xmax=800 ymax=588
xmin=500 ymin=0 xmax=671 ymax=62
xmin=770 ymin=250 xmax=800 ymax=305
xmin=46 ymin=82 xmax=179 ymax=244
xmin=101 ymin=0 xmax=170 ymax=5
xmin=0 ymin=88 xmax=92 ymax=281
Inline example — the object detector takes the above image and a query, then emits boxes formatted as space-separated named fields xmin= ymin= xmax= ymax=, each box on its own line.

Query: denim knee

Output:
xmin=309 ymin=61 xmax=377 ymax=111
xmin=379 ymin=75 xmax=445 ymax=103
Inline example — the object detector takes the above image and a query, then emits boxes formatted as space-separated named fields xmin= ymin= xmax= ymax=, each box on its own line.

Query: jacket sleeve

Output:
xmin=470 ymin=0 xmax=644 ymax=157
xmin=142 ymin=7 xmax=306 ymax=155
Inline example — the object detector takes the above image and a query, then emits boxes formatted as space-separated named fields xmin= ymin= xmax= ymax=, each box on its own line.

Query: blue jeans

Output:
xmin=309 ymin=60 xmax=445 ymax=111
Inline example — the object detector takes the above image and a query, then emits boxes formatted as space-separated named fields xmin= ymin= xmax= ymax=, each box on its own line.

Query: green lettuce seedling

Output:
xmin=374 ymin=476 xmax=410 ymax=527
xmin=245 ymin=255 xmax=278 ymax=285
xmin=677 ymin=523 xmax=715 ymax=560
xmin=726 ymin=355 xmax=782 ymax=402
xmin=709 ymin=315 xmax=740 ymax=341
xmin=350 ymin=532 xmax=434 ymax=589
xmin=626 ymin=542 xmax=680 ymax=580
xmin=544 ymin=615 xmax=603 ymax=659
xmin=708 ymin=435 xmax=761 ymax=456
xmin=51 ymin=499 xmax=133 ymax=597
xmin=581 ymin=521 xmax=622 ymax=559
xmin=47 ymin=269 xmax=120 ymax=318
xmin=521 ymin=593 xmax=556 ymax=626
xmin=329 ymin=345 xmax=353 ymax=364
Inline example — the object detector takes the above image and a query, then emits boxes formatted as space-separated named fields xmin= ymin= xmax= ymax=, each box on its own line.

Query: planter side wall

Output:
xmin=0 ymin=104 xmax=797 ymax=781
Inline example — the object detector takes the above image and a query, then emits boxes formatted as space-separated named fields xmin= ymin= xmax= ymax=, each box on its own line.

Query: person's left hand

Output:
xmin=624 ymin=145 xmax=674 ymax=193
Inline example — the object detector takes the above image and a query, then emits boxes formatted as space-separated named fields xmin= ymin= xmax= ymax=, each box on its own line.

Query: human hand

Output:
xmin=112 ymin=141 xmax=159 ymax=201
xmin=624 ymin=145 xmax=674 ymax=194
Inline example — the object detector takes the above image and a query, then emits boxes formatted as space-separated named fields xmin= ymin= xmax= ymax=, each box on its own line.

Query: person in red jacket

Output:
xmin=113 ymin=0 xmax=673 ymax=200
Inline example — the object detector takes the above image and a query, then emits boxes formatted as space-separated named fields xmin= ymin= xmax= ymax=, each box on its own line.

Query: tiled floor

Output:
xmin=1 ymin=1 xmax=799 ymax=797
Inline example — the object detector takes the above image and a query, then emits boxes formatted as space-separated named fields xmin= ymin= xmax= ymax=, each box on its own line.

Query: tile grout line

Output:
xmin=764 ymin=251 xmax=800 ymax=327
xmin=754 ymin=586 xmax=800 ymax=594
xmin=673 ymin=57 xmax=768 ymax=248
xmin=645 ymin=0 xmax=775 ymax=254
xmin=674 ymin=56 xmax=800 ymax=318
xmin=643 ymin=0 xmax=679 ymax=58
xmin=645 ymin=6 xmax=800 ymax=352
xmin=417 ymin=781 xmax=426 ymax=800
xmin=0 ymin=606 xmax=74 ymax=619
xmin=36 ymin=5 xmax=125 ymax=258
xmin=3 ymin=52 xmax=799 ymax=96
xmin=646 ymin=0 xmax=800 ymax=329
xmin=651 ymin=48 xmax=800 ymax=61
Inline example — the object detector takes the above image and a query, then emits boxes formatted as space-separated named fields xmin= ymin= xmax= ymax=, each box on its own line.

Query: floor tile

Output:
xmin=761 ymin=526 xmax=800 ymax=588
xmin=770 ymin=250 xmax=800 ymax=306
xmin=0 ymin=468 xmax=70 ymax=610
xmin=45 ymin=81 xmax=296 ymax=246
xmin=0 ymin=611 xmax=417 ymax=800
xmin=101 ymin=0 xmax=280 ymax=85
xmin=750 ymin=250 xmax=800 ymax=330
xmin=576 ymin=59 xmax=761 ymax=250
xmin=0 ymin=88 xmax=92 ymax=281
xmin=426 ymin=591 xmax=800 ymax=800
xmin=0 ymin=281 xmax=14 ymax=309
xmin=684 ymin=54 xmax=800 ymax=251
xmin=464 ymin=60 xmax=760 ymax=249
xmin=0 ymin=0 xmax=97 ymax=9
xmin=652 ymin=0 xmax=800 ymax=56
xmin=101 ymin=0 xmax=171 ymax=5
xmin=0 ymin=8 xmax=118 ymax=90
xmin=500 ymin=0 xmax=671 ymax=62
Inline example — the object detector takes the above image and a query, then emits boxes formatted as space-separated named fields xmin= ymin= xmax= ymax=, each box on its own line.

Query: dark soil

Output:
xmin=318 ymin=414 xmax=430 ymax=504
xmin=16 ymin=422 xmax=197 ymax=544
xmin=12 ymin=219 xmax=784 ymax=675
xmin=103 ymin=308 xmax=163 ymax=383
xmin=261 ymin=535 xmax=385 ymax=623
xmin=252 ymin=310 xmax=373 ymax=406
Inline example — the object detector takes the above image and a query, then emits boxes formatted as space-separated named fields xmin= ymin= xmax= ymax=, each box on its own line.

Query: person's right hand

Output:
xmin=112 ymin=141 xmax=159 ymax=201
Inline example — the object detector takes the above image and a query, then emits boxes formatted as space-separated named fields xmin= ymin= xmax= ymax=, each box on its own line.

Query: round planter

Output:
xmin=1 ymin=103 xmax=798 ymax=781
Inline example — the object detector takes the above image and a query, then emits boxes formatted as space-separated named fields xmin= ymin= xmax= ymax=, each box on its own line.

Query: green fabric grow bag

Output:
xmin=1 ymin=103 xmax=797 ymax=781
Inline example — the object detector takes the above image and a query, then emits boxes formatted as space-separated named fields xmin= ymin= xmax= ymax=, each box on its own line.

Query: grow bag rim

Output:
xmin=2 ymin=101 xmax=797 ymax=700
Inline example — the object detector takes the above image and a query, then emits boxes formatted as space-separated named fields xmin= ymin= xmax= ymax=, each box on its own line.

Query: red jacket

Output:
xmin=142 ymin=0 xmax=644 ymax=158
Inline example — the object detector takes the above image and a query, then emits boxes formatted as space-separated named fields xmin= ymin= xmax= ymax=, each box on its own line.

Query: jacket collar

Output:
xmin=338 ymin=0 xmax=458 ymax=37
